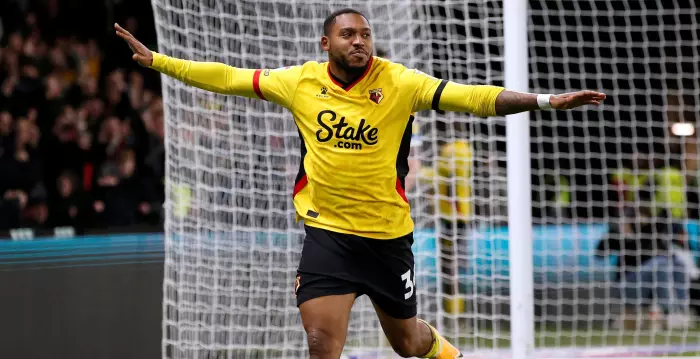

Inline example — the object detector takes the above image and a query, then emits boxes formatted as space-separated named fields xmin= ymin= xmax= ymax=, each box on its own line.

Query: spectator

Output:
xmin=0 ymin=189 xmax=27 ymax=230
xmin=0 ymin=110 xmax=12 ymax=152
xmin=92 ymin=149 xmax=150 ymax=227
xmin=22 ymin=183 xmax=48 ymax=228
xmin=417 ymin=139 xmax=474 ymax=316
xmin=141 ymin=98 xmax=165 ymax=217
xmin=0 ymin=3 xmax=164 ymax=233
xmin=0 ymin=117 xmax=43 ymax=193
xmin=95 ymin=115 xmax=125 ymax=165
xmin=49 ymin=170 xmax=83 ymax=228
xmin=596 ymin=207 xmax=693 ymax=329
xmin=610 ymin=152 xmax=652 ymax=218
xmin=531 ymin=172 xmax=571 ymax=220
xmin=652 ymin=164 xmax=688 ymax=220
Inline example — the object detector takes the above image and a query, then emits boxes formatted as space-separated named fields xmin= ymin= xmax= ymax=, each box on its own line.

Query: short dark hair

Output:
xmin=323 ymin=8 xmax=369 ymax=36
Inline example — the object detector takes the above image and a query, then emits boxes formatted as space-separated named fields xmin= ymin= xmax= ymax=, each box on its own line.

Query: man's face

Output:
xmin=322 ymin=13 xmax=373 ymax=71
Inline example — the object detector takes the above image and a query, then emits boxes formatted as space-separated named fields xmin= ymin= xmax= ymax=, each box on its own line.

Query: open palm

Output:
xmin=550 ymin=90 xmax=606 ymax=110
xmin=114 ymin=23 xmax=153 ymax=67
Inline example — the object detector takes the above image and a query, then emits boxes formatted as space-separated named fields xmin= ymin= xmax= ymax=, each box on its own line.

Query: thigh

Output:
xmin=296 ymin=226 xmax=362 ymax=307
xmin=296 ymin=226 xmax=360 ymax=358
xmin=300 ymin=293 xmax=356 ymax=359
xmin=295 ymin=272 xmax=359 ymax=308
xmin=361 ymin=233 xmax=417 ymax=320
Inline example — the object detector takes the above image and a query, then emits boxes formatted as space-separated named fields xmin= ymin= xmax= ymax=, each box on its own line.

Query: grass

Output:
xmin=461 ymin=329 xmax=700 ymax=346
xmin=199 ymin=328 xmax=700 ymax=357
xmin=451 ymin=328 xmax=700 ymax=357
xmin=343 ymin=328 xmax=700 ymax=357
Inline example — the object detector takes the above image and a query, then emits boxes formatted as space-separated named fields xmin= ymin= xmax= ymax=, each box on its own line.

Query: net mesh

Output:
xmin=154 ymin=0 xmax=700 ymax=358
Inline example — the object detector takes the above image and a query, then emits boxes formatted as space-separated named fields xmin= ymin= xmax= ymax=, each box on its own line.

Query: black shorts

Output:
xmin=295 ymin=225 xmax=417 ymax=319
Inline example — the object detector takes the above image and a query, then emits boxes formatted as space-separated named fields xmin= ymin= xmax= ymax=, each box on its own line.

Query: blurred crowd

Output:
xmin=0 ymin=0 xmax=164 ymax=231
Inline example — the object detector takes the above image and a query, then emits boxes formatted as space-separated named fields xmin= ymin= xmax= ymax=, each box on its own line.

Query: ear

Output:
xmin=320 ymin=36 xmax=330 ymax=51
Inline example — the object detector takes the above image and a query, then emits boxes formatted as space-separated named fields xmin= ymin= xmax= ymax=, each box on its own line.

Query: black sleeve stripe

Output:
xmin=431 ymin=80 xmax=448 ymax=111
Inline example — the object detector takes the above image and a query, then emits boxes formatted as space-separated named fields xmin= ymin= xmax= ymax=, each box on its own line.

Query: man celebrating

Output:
xmin=116 ymin=8 xmax=604 ymax=359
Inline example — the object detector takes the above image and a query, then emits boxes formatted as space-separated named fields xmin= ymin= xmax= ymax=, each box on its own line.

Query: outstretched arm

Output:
xmin=434 ymin=82 xmax=606 ymax=117
xmin=409 ymin=69 xmax=606 ymax=116
xmin=115 ymin=23 xmax=246 ymax=95
xmin=114 ymin=23 xmax=300 ymax=107
xmin=494 ymin=90 xmax=606 ymax=116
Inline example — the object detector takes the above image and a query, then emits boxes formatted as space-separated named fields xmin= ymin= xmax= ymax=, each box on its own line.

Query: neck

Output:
xmin=328 ymin=60 xmax=368 ymax=85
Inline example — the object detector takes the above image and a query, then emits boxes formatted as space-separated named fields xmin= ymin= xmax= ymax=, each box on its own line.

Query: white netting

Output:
xmin=155 ymin=0 xmax=700 ymax=358
xmin=155 ymin=1 xmax=439 ymax=358
xmin=525 ymin=0 xmax=700 ymax=356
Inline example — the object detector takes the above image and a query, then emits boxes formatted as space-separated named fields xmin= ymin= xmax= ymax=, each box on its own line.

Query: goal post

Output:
xmin=153 ymin=0 xmax=700 ymax=358
xmin=503 ymin=0 xmax=535 ymax=358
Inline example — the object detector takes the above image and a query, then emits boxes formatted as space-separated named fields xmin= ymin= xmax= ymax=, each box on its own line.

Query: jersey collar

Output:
xmin=326 ymin=57 xmax=374 ymax=92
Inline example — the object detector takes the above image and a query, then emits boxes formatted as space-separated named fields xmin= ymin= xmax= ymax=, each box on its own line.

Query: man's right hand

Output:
xmin=115 ymin=23 xmax=153 ymax=67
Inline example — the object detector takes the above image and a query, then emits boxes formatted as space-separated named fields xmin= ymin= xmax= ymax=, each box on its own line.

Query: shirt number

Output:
xmin=401 ymin=269 xmax=415 ymax=300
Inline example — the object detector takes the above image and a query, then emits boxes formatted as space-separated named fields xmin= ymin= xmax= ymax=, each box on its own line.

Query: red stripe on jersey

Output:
xmin=293 ymin=175 xmax=308 ymax=197
xmin=253 ymin=69 xmax=266 ymax=100
xmin=395 ymin=178 xmax=408 ymax=203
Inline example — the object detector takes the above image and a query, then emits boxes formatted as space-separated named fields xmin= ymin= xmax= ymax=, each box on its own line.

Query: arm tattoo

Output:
xmin=494 ymin=90 xmax=540 ymax=116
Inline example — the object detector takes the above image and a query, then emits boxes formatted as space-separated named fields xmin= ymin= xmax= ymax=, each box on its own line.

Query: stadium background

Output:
xmin=0 ymin=1 xmax=164 ymax=358
xmin=1 ymin=0 xmax=699 ymax=358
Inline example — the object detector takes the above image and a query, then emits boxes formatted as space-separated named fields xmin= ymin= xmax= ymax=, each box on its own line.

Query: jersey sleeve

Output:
xmin=401 ymin=68 xmax=505 ymax=117
xmin=150 ymin=52 xmax=302 ymax=109
xmin=255 ymin=66 xmax=303 ymax=108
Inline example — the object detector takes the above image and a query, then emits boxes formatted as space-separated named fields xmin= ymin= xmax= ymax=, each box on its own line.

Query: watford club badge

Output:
xmin=369 ymin=88 xmax=384 ymax=104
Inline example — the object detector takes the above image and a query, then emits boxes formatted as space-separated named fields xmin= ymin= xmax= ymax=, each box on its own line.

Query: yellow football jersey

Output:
xmin=436 ymin=140 xmax=473 ymax=220
xmin=150 ymin=53 xmax=504 ymax=239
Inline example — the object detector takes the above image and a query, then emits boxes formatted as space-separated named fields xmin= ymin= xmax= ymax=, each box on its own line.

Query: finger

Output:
xmin=578 ymin=93 xmax=605 ymax=102
xmin=115 ymin=25 xmax=127 ymax=37
xmin=115 ymin=25 xmax=135 ymax=42
xmin=120 ymin=37 xmax=139 ymax=52
xmin=115 ymin=31 xmax=130 ymax=41
xmin=583 ymin=91 xmax=604 ymax=98
xmin=115 ymin=29 xmax=135 ymax=44
xmin=114 ymin=23 xmax=129 ymax=36
xmin=587 ymin=91 xmax=606 ymax=99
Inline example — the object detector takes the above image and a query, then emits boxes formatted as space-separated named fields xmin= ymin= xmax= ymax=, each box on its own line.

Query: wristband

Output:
xmin=537 ymin=94 xmax=553 ymax=110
